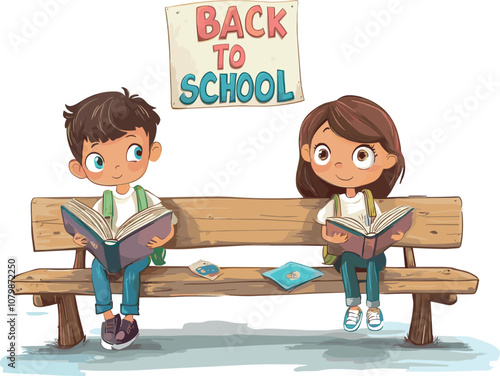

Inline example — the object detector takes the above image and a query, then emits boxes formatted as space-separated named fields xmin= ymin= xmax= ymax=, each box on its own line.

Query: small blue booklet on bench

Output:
xmin=262 ymin=262 xmax=324 ymax=290
xmin=61 ymin=199 xmax=172 ymax=273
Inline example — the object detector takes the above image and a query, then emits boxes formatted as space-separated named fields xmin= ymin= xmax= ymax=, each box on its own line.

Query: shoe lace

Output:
xmin=122 ymin=321 xmax=133 ymax=334
xmin=367 ymin=310 xmax=380 ymax=322
xmin=105 ymin=319 xmax=116 ymax=333
xmin=346 ymin=309 xmax=360 ymax=324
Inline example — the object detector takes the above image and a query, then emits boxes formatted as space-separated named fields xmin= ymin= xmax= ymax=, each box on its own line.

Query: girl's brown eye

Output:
xmin=357 ymin=150 xmax=368 ymax=161
xmin=352 ymin=146 xmax=375 ymax=169
xmin=314 ymin=144 xmax=331 ymax=166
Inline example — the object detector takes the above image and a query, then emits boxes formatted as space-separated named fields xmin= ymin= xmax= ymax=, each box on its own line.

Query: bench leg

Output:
xmin=407 ymin=293 xmax=434 ymax=345
xmin=56 ymin=295 xmax=85 ymax=348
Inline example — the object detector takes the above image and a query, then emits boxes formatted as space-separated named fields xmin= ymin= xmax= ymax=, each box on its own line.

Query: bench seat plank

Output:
xmin=14 ymin=267 xmax=478 ymax=297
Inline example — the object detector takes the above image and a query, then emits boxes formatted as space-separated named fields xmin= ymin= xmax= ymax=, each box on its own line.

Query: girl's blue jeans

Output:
xmin=92 ymin=256 xmax=150 ymax=315
xmin=340 ymin=251 xmax=386 ymax=308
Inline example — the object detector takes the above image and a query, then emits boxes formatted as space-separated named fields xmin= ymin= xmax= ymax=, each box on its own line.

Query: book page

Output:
xmin=115 ymin=203 xmax=172 ymax=241
xmin=327 ymin=216 xmax=369 ymax=235
xmin=65 ymin=199 xmax=112 ymax=240
xmin=371 ymin=206 xmax=413 ymax=234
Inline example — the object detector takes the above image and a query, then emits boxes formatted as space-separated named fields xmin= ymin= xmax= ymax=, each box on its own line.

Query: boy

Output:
xmin=64 ymin=88 xmax=177 ymax=350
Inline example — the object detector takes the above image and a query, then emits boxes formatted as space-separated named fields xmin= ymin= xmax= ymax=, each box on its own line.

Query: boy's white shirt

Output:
xmin=93 ymin=188 xmax=178 ymax=236
xmin=316 ymin=192 xmax=382 ymax=225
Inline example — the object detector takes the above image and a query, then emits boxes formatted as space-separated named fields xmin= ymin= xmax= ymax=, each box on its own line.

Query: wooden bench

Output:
xmin=14 ymin=196 xmax=478 ymax=348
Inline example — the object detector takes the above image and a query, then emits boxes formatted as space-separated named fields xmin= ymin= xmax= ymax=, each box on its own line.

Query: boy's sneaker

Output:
xmin=113 ymin=319 xmax=139 ymax=350
xmin=343 ymin=306 xmax=363 ymax=332
xmin=101 ymin=314 xmax=121 ymax=350
xmin=366 ymin=308 xmax=384 ymax=331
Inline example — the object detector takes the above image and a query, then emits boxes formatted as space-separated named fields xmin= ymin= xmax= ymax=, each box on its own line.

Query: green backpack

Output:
xmin=322 ymin=189 xmax=376 ymax=265
xmin=102 ymin=185 xmax=166 ymax=266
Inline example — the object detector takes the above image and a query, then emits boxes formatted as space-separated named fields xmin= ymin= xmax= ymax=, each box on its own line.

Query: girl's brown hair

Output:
xmin=296 ymin=95 xmax=405 ymax=199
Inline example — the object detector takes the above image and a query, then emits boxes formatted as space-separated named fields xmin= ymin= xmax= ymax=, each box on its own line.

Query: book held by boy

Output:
xmin=61 ymin=198 xmax=173 ymax=273
xmin=326 ymin=205 xmax=414 ymax=259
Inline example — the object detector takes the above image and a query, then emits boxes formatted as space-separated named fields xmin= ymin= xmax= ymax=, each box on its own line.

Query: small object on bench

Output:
xmin=189 ymin=260 xmax=223 ymax=280
xmin=262 ymin=262 xmax=324 ymax=290
xmin=14 ymin=196 xmax=478 ymax=349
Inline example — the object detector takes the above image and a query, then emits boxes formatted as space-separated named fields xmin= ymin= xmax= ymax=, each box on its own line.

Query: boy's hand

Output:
xmin=322 ymin=225 xmax=348 ymax=244
xmin=391 ymin=230 xmax=405 ymax=241
xmin=147 ymin=224 xmax=175 ymax=249
xmin=73 ymin=233 xmax=87 ymax=247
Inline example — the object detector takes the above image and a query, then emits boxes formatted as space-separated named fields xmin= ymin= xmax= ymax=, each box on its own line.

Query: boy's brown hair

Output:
xmin=296 ymin=96 xmax=405 ymax=199
xmin=64 ymin=88 xmax=160 ymax=163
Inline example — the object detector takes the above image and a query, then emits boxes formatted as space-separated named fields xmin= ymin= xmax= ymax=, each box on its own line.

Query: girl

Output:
xmin=296 ymin=95 xmax=406 ymax=332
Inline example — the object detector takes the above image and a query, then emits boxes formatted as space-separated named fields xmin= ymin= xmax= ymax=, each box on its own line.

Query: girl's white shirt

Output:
xmin=316 ymin=192 xmax=381 ymax=225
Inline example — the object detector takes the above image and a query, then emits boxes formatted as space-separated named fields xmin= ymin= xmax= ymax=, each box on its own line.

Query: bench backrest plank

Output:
xmin=31 ymin=196 xmax=462 ymax=252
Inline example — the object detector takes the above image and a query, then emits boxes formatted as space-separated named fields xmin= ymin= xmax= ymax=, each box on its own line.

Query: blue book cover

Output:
xmin=262 ymin=262 xmax=324 ymax=290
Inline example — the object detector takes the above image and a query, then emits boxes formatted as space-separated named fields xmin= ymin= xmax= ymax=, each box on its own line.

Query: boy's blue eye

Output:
xmin=126 ymin=144 xmax=143 ymax=162
xmin=85 ymin=153 xmax=104 ymax=173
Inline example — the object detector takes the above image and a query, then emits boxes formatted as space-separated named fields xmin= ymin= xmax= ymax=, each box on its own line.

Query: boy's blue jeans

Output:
xmin=92 ymin=256 xmax=150 ymax=315
xmin=340 ymin=252 xmax=386 ymax=308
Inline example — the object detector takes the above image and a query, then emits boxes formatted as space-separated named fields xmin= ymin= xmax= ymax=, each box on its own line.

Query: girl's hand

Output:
xmin=322 ymin=225 xmax=348 ymax=244
xmin=391 ymin=230 xmax=405 ymax=241
xmin=147 ymin=224 xmax=175 ymax=248
xmin=73 ymin=233 xmax=87 ymax=247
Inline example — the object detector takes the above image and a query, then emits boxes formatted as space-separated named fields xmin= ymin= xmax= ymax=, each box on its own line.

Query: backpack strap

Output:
xmin=323 ymin=193 xmax=340 ymax=265
xmin=332 ymin=193 xmax=341 ymax=217
xmin=134 ymin=185 xmax=148 ymax=212
xmin=362 ymin=189 xmax=377 ymax=225
xmin=102 ymin=190 xmax=114 ymax=229
xmin=134 ymin=185 xmax=166 ymax=266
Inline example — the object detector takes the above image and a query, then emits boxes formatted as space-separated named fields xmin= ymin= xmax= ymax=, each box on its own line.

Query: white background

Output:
xmin=1 ymin=0 xmax=500 ymax=375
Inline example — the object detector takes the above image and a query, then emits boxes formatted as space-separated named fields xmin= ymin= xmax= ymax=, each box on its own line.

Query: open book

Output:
xmin=326 ymin=206 xmax=414 ymax=259
xmin=61 ymin=199 xmax=173 ymax=273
